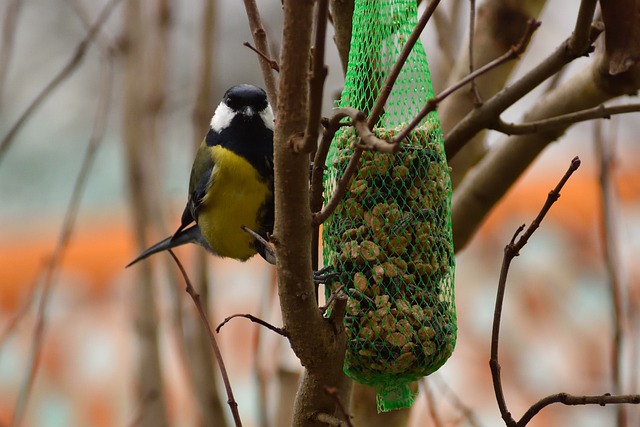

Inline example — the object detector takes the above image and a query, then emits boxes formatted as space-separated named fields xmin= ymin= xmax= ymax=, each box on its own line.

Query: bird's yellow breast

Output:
xmin=197 ymin=145 xmax=271 ymax=261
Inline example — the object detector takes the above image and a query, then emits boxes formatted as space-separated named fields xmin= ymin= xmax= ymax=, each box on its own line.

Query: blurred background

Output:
xmin=0 ymin=0 xmax=639 ymax=426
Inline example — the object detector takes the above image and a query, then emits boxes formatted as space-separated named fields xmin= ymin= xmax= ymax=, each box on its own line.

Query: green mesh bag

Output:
xmin=322 ymin=0 xmax=457 ymax=412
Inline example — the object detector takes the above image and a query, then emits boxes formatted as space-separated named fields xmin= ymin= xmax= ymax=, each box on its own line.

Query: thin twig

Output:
xmin=242 ymin=0 xmax=278 ymax=109
xmin=323 ymin=387 xmax=354 ymax=427
xmin=0 ymin=268 xmax=42 ymax=351
xmin=11 ymin=56 xmax=114 ymax=427
xmin=432 ymin=375 xmax=485 ymax=427
xmin=468 ymin=0 xmax=482 ymax=106
xmin=168 ymin=250 xmax=243 ymax=427
xmin=391 ymin=18 xmax=540 ymax=146
xmin=594 ymin=120 xmax=627 ymax=427
xmin=0 ymin=0 xmax=123 ymax=164
xmin=568 ymin=0 xmax=598 ymax=54
xmin=0 ymin=0 xmax=24 ymax=110
xmin=491 ymin=103 xmax=640 ymax=135
xmin=421 ymin=379 xmax=444 ymax=427
xmin=291 ymin=0 xmax=329 ymax=154
xmin=243 ymin=41 xmax=280 ymax=72
xmin=125 ymin=390 xmax=160 ymax=427
xmin=445 ymin=20 xmax=603 ymax=160
xmin=517 ymin=393 xmax=640 ymax=427
xmin=320 ymin=284 xmax=345 ymax=315
xmin=216 ymin=313 xmax=288 ymax=337
xmin=491 ymin=157 xmax=597 ymax=427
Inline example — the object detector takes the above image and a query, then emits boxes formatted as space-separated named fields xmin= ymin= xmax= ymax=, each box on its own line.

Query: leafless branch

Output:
xmin=517 ymin=393 xmax=640 ymax=427
xmin=0 ymin=0 xmax=24 ymax=110
xmin=168 ymin=250 xmax=243 ymax=427
xmin=490 ymin=157 xmax=581 ymax=426
xmin=0 ymin=0 xmax=123 ymax=165
xmin=291 ymin=0 xmax=329 ymax=154
xmin=0 ymin=269 xmax=42 ymax=351
xmin=392 ymin=18 xmax=540 ymax=146
xmin=216 ymin=313 xmax=288 ymax=337
xmin=243 ymin=41 xmax=280 ymax=72
xmin=242 ymin=0 xmax=278 ymax=109
xmin=11 ymin=55 xmax=114 ymax=427
xmin=445 ymin=22 xmax=603 ymax=160
xmin=488 ymin=157 xmax=639 ymax=426
xmin=468 ymin=0 xmax=482 ymax=106
xmin=432 ymin=375 xmax=485 ymax=427
xmin=307 ymin=18 xmax=539 ymax=227
xmin=491 ymin=103 xmax=640 ymax=135
xmin=595 ymin=120 xmax=627 ymax=427
xmin=421 ymin=379 xmax=444 ymax=427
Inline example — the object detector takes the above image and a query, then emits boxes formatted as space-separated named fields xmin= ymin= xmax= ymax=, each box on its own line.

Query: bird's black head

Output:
xmin=223 ymin=84 xmax=269 ymax=118
xmin=211 ymin=84 xmax=273 ymax=133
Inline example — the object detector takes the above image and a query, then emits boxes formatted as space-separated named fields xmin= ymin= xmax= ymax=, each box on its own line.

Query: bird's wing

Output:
xmin=173 ymin=140 xmax=215 ymax=236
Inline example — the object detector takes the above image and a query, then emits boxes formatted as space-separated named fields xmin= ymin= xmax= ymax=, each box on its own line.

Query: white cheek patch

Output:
xmin=210 ymin=102 xmax=235 ymax=132
xmin=259 ymin=104 xmax=275 ymax=130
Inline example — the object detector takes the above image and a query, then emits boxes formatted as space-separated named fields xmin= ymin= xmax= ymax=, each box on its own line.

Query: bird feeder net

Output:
xmin=322 ymin=0 xmax=457 ymax=412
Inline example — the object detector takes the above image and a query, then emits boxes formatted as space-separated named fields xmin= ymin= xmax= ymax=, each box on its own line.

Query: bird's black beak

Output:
xmin=242 ymin=106 xmax=255 ymax=118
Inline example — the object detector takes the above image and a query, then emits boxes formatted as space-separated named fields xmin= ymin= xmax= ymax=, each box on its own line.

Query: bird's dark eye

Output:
xmin=225 ymin=96 xmax=239 ymax=110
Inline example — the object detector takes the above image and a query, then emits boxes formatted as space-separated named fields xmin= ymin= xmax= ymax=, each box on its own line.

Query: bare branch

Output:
xmin=392 ymin=18 xmax=540 ymax=146
xmin=467 ymin=0 xmax=482 ymax=106
xmin=243 ymin=41 xmax=280 ymax=72
xmin=445 ymin=23 xmax=603 ymax=160
xmin=0 ymin=0 xmax=24 ymax=110
xmin=291 ymin=0 xmax=329 ymax=154
xmin=517 ymin=393 xmax=640 ymax=427
xmin=329 ymin=0 xmax=354 ymax=75
xmin=490 ymin=157 xmax=582 ymax=427
xmin=11 ymin=55 xmax=114 ymax=427
xmin=242 ymin=0 xmax=278 ymax=110
xmin=594 ymin=120 xmax=628 ymax=427
xmin=568 ymin=0 xmax=599 ymax=54
xmin=216 ymin=313 xmax=288 ymax=337
xmin=168 ymin=250 xmax=243 ymax=427
xmin=0 ymin=0 xmax=124 ymax=165
xmin=421 ymin=379 xmax=444 ymax=427
xmin=491 ymin=103 xmax=640 ymax=135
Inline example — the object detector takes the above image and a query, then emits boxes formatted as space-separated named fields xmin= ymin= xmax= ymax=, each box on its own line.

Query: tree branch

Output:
xmin=275 ymin=2 xmax=351 ymax=426
xmin=0 ymin=0 xmax=124 ymax=165
xmin=243 ymin=41 xmax=279 ymax=72
xmin=487 ymin=157 xmax=632 ymax=427
xmin=216 ymin=313 xmax=288 ymax=337
xmin=168 ymin=251 xmax=243 ymax=427
xmin=517 ymin=393 xmax=640 ymax=427
xmin=445 ymin=23 xmax=603 ymax=160
xmin=291 ymin=0 xmax=329 ymax=154
xmin=391 ymin=18 xmax=540 ymax=146
xmin=491 ymin=103 xmax=640 ymax=135
xmin=242 ymin=0 xmax=278 ymax=110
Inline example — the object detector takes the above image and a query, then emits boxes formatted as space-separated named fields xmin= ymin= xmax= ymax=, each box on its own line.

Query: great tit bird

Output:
xmin=127 ymin=84 xmax=276 ymax=267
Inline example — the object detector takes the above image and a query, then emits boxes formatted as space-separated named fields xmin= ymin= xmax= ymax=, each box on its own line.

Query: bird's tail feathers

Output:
xmin=126 ymin=224 xmax=210 ymax=267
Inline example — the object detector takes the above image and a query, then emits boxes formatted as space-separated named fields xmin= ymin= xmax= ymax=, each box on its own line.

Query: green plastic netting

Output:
xmin=322 ymin=0 xmax=457 ymax=412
